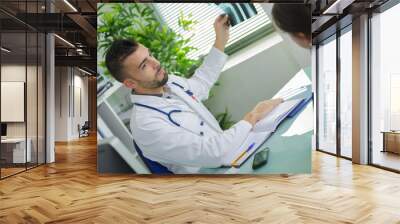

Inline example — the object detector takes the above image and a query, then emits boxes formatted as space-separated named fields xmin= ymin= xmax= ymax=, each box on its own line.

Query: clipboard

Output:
xmin=222 ymin=131 xmax=271 ymax=167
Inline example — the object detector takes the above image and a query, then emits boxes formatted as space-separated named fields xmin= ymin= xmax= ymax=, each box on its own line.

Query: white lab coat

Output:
xmin=130 ymin=47 xmax=252 ymax=174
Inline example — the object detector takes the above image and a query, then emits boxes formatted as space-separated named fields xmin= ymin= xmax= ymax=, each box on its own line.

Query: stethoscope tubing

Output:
xmin=133 ymin=82 xmax=205 ymax=136
xmin=134 ymin=102 xmax=182 ymax=127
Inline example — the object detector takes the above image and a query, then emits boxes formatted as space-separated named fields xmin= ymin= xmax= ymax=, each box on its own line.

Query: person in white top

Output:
xmin=105 ymin=14 xmax=283 ymax=173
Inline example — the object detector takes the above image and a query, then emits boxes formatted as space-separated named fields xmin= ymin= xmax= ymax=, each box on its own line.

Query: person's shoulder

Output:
xmin=168 ymin=74 xmax=186 ymax=82
xmin=167 ymin=74 xmax=189 ymax=89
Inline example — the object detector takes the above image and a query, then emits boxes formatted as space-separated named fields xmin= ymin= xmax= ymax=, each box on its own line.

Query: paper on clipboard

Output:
xmin=253 ymin=99 xmax=303 ymax=133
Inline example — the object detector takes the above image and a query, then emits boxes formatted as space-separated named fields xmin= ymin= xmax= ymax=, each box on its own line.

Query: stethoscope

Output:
xmin=133 ymin=82 xmax=205 ymax=136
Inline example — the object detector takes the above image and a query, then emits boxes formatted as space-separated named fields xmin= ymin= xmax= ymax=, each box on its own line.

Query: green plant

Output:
xmin=97 ymin=3 xmax=201 ymax=78
xmin=98 ymin=3 xmax=235 ymax=130
xmin=178 ymin=11 xmax=198 ymax=32
xmin=215 ymin=107 xmax=236 ymax=130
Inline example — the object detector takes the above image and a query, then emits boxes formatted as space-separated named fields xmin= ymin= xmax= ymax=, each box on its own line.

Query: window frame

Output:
xmin=0 ymin=1 xmax=47 ymax=180
xmin=368 ymin=1 xmax=400 ymax=173
xmin=151 ymin=3 xmax=274 ymax=58
xmin=315 ymin=24 xmax=353 ymax=161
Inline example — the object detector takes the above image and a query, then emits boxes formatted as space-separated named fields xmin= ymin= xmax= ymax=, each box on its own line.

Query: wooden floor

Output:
xmin=1 ymin=163 xmax=46 ymax=178
xmin=1 ymin=167 xmax=26 ymax=178
xmin=1 ymin=135 xmax=400 ymax=224
xmin=373 ymin=150 xmax=400 ymax=171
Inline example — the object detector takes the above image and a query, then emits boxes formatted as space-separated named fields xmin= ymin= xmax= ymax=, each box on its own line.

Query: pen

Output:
xmin=231 ymin=142 xmax=256 ymax=166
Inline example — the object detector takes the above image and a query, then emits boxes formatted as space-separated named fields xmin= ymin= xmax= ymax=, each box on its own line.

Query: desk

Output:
xmin=1 ymin=138 xmax=32 ymax=163
xmin=200 ymin=68 xmax=313 ymax=174
xmin=381 ymin=131 xmax=400 ymax=154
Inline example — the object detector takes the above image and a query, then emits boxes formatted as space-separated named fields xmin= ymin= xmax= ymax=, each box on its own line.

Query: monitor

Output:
xmin=1 ymin=123 xmax=7 ymax=137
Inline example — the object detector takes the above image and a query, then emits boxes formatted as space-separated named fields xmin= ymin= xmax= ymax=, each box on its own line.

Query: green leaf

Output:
xmin=97 ymin=3 xmax=233 ymax=125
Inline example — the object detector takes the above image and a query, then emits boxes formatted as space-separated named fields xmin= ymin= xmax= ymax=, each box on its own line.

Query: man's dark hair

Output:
xmin=105 ymin=39 xmax=139 ymax=82
xmin=272 ymin=4 xmax=311 ymax=37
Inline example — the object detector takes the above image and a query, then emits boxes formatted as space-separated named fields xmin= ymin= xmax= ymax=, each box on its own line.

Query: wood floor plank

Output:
xmin=0 ymin=135 xmax=400 ymax=223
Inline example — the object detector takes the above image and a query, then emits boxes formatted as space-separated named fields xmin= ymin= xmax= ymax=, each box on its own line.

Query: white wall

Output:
xmin=72 ymin=73 xmax=89 ymax=138
xmin=204 ymin=33 xmax=304 ymax=121
xmin=55 ymin=67 xmax=68 ymax=141
xmin=54 ymin=67 xmax=89 ymax=141
xmin=1 ymin=63 xmax=46 ymax=163
xmin=1 ymin=65 xmax=41 ymax=137
xmin=1 ymin=65 xmax=26 ymax=139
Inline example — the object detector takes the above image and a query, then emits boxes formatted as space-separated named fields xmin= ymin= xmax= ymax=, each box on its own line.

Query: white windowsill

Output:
xmin=222 ymin=32 xmax=283 ymax=72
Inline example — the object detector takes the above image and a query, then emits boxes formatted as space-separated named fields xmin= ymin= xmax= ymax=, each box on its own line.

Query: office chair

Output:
xmin=79 ymin=121 xmax=90 ymax=138
xmin=133 ymin=140 xmax=173 ymax=174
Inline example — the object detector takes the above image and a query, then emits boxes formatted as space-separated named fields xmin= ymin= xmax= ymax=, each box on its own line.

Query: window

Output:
xmin=390 ymin=74 xmax=400 ymax=130
xmin=0 ymin=0 xmax=47 ymax=179
xmin=370 ymin=3 xmax=400 ymax=171
xmin=317 ymin=36 xmax=337 ymax=155
xmin=154 ymin=3 xmax=272 ymax=59
xmin=339 ymin=27 xmax=352 ymax=158
xmin=316 ymin=24 xmax=354 ymax=159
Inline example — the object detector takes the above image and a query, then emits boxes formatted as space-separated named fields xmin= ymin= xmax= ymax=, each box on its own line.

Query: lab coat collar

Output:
xmin=130 ymin=91 xmax=169 ymax=108
xmin=130 ymin=84 xmax=171 ymax=106
xmin=130 ymin=81 xmax=222 ymax=133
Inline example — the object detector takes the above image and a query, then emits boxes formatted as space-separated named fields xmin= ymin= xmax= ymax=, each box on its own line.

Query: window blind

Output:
xmin=154 ymin=3 xmax=271 ymax=59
